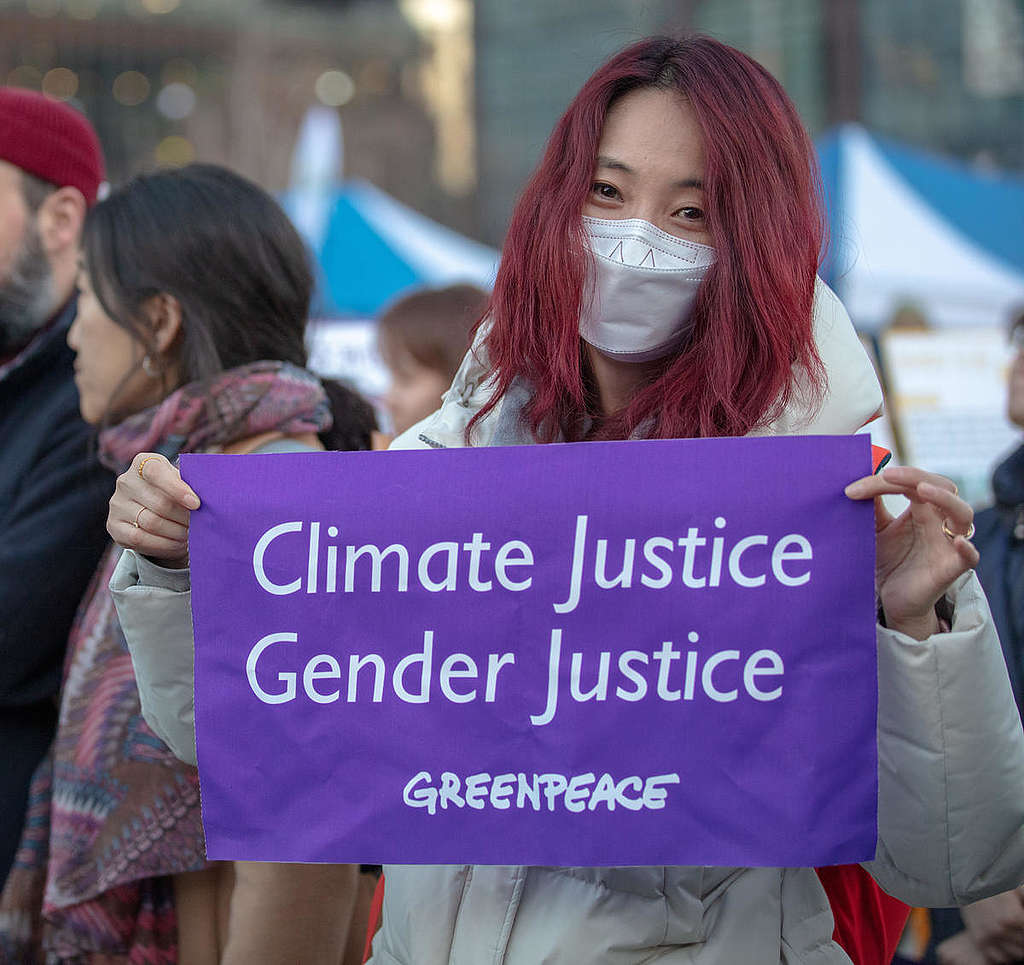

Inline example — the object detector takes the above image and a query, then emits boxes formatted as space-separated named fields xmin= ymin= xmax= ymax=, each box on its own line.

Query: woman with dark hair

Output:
xmin=106 ymin=38 xmax=1024 ymax=963
xmin=0 ymin=164 xmax=374 ymax=964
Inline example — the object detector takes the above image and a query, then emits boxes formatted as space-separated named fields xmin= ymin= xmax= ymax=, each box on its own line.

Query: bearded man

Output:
xmin=0 ymin=89 xmax=112 ymax=883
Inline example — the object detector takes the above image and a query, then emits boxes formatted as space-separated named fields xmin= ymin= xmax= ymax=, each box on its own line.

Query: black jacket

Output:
xmin=0 ymin=299 xmax=113 ymax=879
xmin=974 ymin=443 xmax=1024 ymax=716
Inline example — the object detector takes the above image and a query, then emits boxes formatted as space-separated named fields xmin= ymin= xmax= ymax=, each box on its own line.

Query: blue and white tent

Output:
xmin=818 ymin=124 xmax=1024 ymax=331
xmin=283 ymin=107 xmax=497 ymax=320
xmin=282 ymin=179 xmax=499 ymax=320
xmin=284 ymin=179 xmax=500 ymax=399
xmin=282 ymin=109 xmax=498 ymax=402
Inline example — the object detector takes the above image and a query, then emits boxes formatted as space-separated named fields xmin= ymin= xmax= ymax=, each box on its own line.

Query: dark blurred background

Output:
xmin=1 ymin=0 xmax=1021 ymax=246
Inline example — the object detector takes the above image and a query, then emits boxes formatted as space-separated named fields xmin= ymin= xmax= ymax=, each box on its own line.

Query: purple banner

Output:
xmin=184 ymin=435 xmax=877 ymax=867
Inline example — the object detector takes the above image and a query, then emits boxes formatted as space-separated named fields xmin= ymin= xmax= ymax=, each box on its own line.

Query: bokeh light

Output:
xmin=401 ymin=0 xmax=467 ymax=32
xmin=315 ymin=70 xmax=355 ymax=107
xmin=141 ymin=0 xmax=181 ymax=13
xmin=156 ymin=82 xmax=196 ymax=120
xmin=113 ymin=70 xmax=151 ymax=106
xmin=42 ymin=68 xmax=79 ymax=101
xmin=155 ymin=135 xmax=196 ymax=166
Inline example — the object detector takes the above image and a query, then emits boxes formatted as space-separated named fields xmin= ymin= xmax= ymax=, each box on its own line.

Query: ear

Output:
xmin=144 ymin=293 xmax=184 ymax=355
xmin=36 ymin=186 xmax=87 ymax=258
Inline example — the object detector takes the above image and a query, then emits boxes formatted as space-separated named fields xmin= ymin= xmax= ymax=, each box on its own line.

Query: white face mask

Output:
xmin=579 ymin=216 xmax=716 ymax=363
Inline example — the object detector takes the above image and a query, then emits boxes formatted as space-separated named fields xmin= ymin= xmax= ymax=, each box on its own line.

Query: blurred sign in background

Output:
xmin=2 ymin=0 xmax=1022 ymax=500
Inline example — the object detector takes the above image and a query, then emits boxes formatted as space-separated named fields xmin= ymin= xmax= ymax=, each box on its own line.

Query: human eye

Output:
xmin=590 ymin=181 xmax=623 ymax=203
xmin=675 ymin=205 xmax=705 ymax=223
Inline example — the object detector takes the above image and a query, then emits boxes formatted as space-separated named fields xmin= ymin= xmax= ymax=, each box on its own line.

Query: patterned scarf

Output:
xmin=99 ymin=359 xmax=331 ymax=471
xmin=0 ymin=361 xmax=330 ymax=964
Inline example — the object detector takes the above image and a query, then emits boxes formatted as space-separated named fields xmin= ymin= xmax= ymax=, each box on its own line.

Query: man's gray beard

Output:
xmin=0 ymin=221 xmax=58 ymax=354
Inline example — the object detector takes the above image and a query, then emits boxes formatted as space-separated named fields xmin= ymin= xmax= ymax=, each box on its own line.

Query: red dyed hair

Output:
xmin=471 ymin=35 xmax=825 ymax=442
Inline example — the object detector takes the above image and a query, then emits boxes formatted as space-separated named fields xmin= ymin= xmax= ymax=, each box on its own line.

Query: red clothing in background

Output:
xmin=818 ymin=864 xmax=911 ymax=965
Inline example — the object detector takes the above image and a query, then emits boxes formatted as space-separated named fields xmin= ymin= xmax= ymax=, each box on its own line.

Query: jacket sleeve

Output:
xmin=109 ymin=550 xmax=198 ymax=766
xmin=109 ymin=438 xmax=323 ymax=766
xmin=864 ymin=570 xmax=1024 ymax=906
xmin=0 ymin=414 xmax=112 ymax=705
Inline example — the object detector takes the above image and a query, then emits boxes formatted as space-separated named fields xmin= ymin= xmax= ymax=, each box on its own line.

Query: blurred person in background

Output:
xmin=0 ymin=89 xmax=113 ymax=891
xmin=0 ymin=164 xmax=375 ymax=964
xmin=930 ymin=309 xmax=1024 ymax=965
xmin=376 ymin=283 xmax=488 ymax=437
xmin=106 ymin=36 xmax=1024 ymax=964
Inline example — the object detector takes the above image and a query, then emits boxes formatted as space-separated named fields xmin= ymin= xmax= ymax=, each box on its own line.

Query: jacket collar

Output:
xmin=992 ymin=444 xmax=1024 ymax=508
xmin=394 ymin=277 xmax=883 ymax=450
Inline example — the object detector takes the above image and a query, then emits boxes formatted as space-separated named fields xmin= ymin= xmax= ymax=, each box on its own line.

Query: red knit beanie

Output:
xmin=0 ymin=88 xmax=104 ymax=205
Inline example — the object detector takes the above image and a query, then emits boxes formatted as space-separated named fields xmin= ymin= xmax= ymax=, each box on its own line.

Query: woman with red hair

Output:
xmin=108 ymin=36 xmax=1024 ymax=963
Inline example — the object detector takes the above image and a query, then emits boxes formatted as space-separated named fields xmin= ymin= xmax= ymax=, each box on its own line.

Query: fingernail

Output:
xmin=184 ymin=493 xmax=200 ymax=510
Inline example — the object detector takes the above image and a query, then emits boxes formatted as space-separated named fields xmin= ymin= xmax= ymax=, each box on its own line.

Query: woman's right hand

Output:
xmin=107 ymin=452 xmax=201 ymax=568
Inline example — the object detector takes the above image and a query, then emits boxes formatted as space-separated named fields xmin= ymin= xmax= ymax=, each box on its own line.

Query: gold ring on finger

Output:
xmin=941 ymin=519 xmax=975 ymax=541
xmin=138 ymin=455 xmax=160 ymax=480
xmin=133 ymin=506 xmax=146 ymax=529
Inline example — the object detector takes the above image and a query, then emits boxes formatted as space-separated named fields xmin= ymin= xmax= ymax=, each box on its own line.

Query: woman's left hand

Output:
xmin=845 ymin=465 xmax=979 ymax=640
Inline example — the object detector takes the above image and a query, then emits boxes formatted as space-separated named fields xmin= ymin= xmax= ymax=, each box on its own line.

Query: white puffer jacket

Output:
xmin=112 ymin=280 xmax=1024 ymax=964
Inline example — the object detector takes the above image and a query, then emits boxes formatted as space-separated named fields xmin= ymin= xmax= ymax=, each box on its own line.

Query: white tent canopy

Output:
xmin=819 ymin=125 xmax=1024 ymax=331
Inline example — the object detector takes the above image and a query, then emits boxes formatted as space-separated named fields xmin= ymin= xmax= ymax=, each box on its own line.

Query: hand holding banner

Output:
xmin=184 ymin=434 xmax=876 ymax=868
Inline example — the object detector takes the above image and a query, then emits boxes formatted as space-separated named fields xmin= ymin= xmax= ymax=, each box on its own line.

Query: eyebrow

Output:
xmin=595 ymin=155 xmax=703 ymax=190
